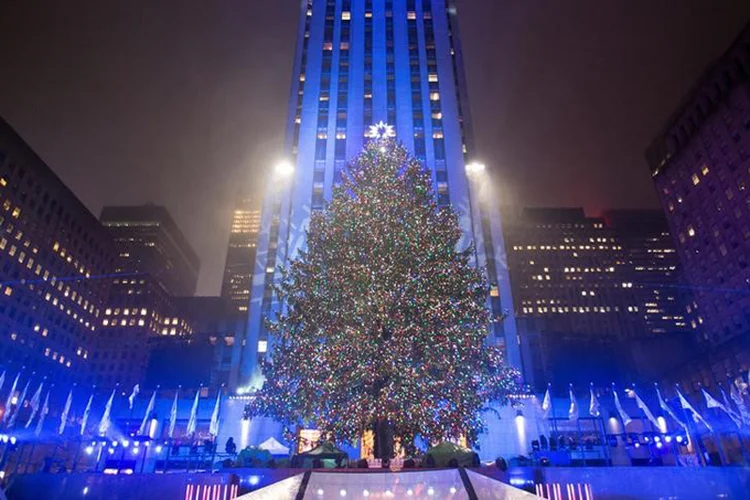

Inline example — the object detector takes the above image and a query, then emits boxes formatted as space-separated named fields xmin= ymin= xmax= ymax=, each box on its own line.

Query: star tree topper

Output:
xmin=367 ymin=121 xmax=396 ymax=140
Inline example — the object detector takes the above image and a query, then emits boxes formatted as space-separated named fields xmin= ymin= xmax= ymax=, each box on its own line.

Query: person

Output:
xmin=225 ymin=437 xmax=237 ymax=455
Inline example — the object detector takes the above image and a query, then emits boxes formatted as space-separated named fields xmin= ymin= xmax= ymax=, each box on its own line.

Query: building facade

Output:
xmin=243 ymin=0 xmax=518 ymax=385
xmin=95 ymin=205 xmax=199 ymax=388
xmin=221 ymin=195 xmax=261 ymax=312
xmin=0 ymin=117 xmax=117 ymax=385
xmin=645 ymin=23 xmax=750 ymax=396
xmin=100 ymin=205 xmax=200 ymax=297
xmin=502 ymin=207 xmax=695 ymax=388
xmin=646 ymin=23 xmax=750 ymax=347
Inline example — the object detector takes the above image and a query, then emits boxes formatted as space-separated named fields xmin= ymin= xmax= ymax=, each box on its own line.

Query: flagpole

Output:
xmin=549 ymin=383 xmax=558 ymax=443
xmin=699 ymin=384 xmax=727 ymax=466
xmin=676 ymin=384 xmax=706 ymax=466
xmin=611 ymin=383 xmax=632 ymax=465
xmin=725 ymin=380 xmax=750 ymax=465
xmin=592 ymin=383 xmax=611 ymax=466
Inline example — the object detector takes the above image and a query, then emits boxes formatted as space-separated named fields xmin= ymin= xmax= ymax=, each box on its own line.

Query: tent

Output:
xmin=258 ymin=437 xmax=290 ymax=456
xmin=424 ymin=441 xmax=479 ymax=468
xmin=291 ymin=442 xmax=348 ymax=468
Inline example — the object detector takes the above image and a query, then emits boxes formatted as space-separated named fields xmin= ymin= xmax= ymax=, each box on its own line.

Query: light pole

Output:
xmin=464 ymin=161 xmax=486 ymax=269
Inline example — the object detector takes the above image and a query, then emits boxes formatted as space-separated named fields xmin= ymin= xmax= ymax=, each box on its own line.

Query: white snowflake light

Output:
xmin=367 ymin=121 xmax=396 ymax=139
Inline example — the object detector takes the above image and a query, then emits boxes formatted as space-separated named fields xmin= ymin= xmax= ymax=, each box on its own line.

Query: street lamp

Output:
xmin=465 ymin=161 xmax=486 ymax=176
xmin=274 ymin=160 xmax=295 ymax=179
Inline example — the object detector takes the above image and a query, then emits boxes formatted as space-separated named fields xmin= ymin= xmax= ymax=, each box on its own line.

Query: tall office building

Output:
xmin=96 ymin=205 xmax=198 ymax=388
xmin=100 ymin=205 xmax=200 ymax=297
xmin=221 ymin=195 xmax=261 ymax=312
xmin=503 ymin=207 xmax=695 ymax=388
xmin=646 ymin=22 xmax=750 ymax=347
xmin=0 ymin=117 xmax=117 ymax=385
xmin=603 ymin=209 xmax=693 ymax=336
xmin=242 ymin=0 xmax=518 ymax=384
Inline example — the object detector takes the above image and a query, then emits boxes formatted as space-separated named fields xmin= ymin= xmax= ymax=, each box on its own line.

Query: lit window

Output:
xmin=428 ymin=74 xmax=438 ymax=82
xmin=687 ymin=226 xmax=695 ymax=237
xmin=11 ymin=207 xmax=20 ymax=218
xmin=258 ymin=340 xmax=268 ymax=353
xmin=3 ymin=286 xmax=12 ymax=296
xmin=429 ymin=92 xmax=440 ymax=101
xmin=701 ymin=165 xmax=709 ymax=176
xmin=692 ymin=173 xmax=700 ymax=185
xmin=341 ymin=11 xmax=351 ymax=20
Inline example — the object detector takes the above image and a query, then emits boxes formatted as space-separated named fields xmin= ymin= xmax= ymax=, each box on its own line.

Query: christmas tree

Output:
xmin=250 ymin=136 xmax=521 ymax=457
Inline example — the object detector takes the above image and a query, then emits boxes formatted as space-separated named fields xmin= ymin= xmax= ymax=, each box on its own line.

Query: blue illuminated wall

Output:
xmin=241 ymin=0 xmax=520 ymax=385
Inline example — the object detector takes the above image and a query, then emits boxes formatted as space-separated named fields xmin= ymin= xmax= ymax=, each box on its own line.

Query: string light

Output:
xmin=249 ymin=138 xmax=521 ymax=450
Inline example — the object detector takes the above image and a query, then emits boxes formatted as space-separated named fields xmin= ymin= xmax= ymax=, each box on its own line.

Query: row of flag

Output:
xmin=541 ymin=379 xmax=750 ymax=433
xmin=0 ymin=371 xmax=223 ymax=441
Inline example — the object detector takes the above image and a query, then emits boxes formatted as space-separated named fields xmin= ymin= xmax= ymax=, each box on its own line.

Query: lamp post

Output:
xmin=464 ymin=161 xmax=486 ymax=269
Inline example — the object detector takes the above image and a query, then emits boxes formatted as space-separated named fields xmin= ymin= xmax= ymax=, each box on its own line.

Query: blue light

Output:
xmin=108 ymin=448 xmax=115 ymax=455
xmin=85 ymin=446 xmax=94 ymax=455
xmin=665 ymin=436 xmax=673 ymax=443
xmin=155 ymin=445 xmax=163 ymax=453
xmin=654 ymin=436 xmax=661 ymax=443
xmin=249 ymin=475 xmax=260 ymax=486
xmin=634 ymin=442 xmax=641 ymax=448
xmin=676 ymin=436 xmax=684 ymax=444
xmin=656 ymin=442 xmax=663 ymax=449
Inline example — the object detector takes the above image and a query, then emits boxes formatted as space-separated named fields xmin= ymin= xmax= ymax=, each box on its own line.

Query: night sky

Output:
xmin=1 ymin=1 xmax=749 ymax=295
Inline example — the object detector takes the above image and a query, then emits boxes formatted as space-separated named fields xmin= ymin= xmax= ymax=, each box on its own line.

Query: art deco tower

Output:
xmin=242 ymin=0 xmax=519 ymax=384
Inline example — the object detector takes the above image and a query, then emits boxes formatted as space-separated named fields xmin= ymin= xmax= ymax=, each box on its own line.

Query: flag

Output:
xmin=128 ymin=384 xmax=140 ymax=410
xmin=168 ymin=389 xmax=179 ymax=439
xmin=655 ymin=385 xmax=686 ymax=430
xmin=59 ymin=389 xmax=73 ymax=435
xmin=633 ymin=389 xmax=660 ymax=430
xmin=541 ymin=386 xmax=552 ymax=418
xmin=209 ymin=390 xmax=222 ymax=436
xmin=677 ymin=387 xmax=712 ymax=432
xmin=2 ymin=372 xmax=20 ymax=425
xmin=35 ymin=390 xmax=50 ymax=437
xmin=612 ymin=387 xmax=632 ymax=427
xmin=80 ymin=392 xmax=94 ymax=436
xmin=568 ymin=386 xmax=579 ymax=422
xmin=186 ymin=388 xmax=201 ymax=436
xmin=25 ymin=381 xmax=44 ymax=428
xmin=9 ymin=379 xmax=31 ymax=428
xmin=139 ymin=390 xmax=157 ymax=436
xmin=589 ymin=385 xmax=601 ymax=417
xmin=720 ymin=387 xmax=742 ymax=427
xmin=704 ymin=388 xmax=741 ymax=428
xmin=98 ymin=388 xmax=116 ymax=436
xmin=730 ymin=383 xmax=750 ymax=426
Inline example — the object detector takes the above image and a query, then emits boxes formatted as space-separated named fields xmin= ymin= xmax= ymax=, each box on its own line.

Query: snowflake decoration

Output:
xmin=367 ymin=121 xmax=396 ymax=140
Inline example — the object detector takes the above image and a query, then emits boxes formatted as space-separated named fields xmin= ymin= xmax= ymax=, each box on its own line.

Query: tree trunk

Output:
xmin=374 ymin=418 xmax=394 ymax=459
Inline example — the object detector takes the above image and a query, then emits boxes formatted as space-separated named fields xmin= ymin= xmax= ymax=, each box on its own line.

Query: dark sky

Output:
xmin=1 ymin=1 xmax=749 ymax=295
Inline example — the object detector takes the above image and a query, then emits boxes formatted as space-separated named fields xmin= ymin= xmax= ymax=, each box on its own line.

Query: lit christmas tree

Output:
xmin=250 ymin=136 xmax=522 ymax=457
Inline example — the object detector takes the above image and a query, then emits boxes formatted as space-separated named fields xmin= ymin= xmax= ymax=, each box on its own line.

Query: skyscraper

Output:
xmin=0 ymin=116 xmax=117 ymax=385
xmin=221 ymin=195 xmax=261 ymax=312
xmin=100 ymin=205 xmax=200 ymax=297
xmin=97 ymin=205 xmax=199 ymax=388
xmin=502 ymin=207 xmax=695 ymax=388
xmin=646 ymin=22 xmax=750 ymax=346
xmin=242 ymin=0 xmax=518 ymax=384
